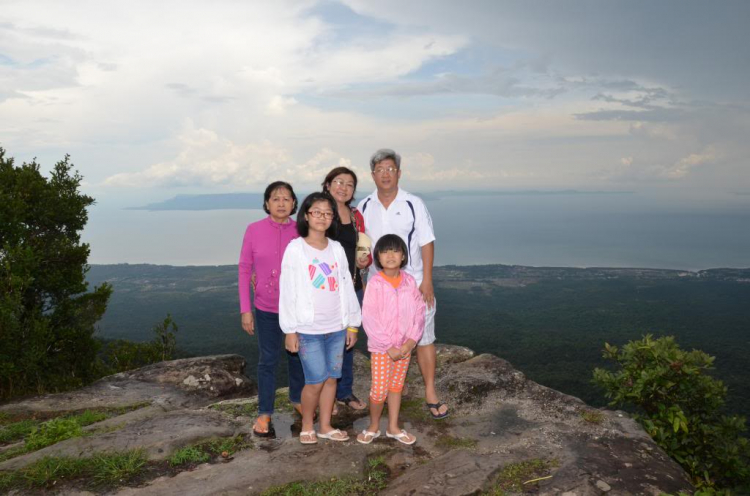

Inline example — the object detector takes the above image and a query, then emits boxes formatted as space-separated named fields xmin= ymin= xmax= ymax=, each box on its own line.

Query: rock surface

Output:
xmin=0 ymin=347 xmax=694 ymax=495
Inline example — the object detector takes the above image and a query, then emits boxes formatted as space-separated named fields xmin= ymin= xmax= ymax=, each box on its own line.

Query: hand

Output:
xmin=419 ymin=279 xmax=435 ymax=309
xmin=387 ymin=347 xmax=402 ymax=361
xmin=285 ymin=333 xmax=299 ymax=353
xmin=241 ymin=312 xmax=254 ymax=335
xmin=346 ymin=329 xmax=358 ymax=350
xmin=399 ymin=339 xmax=416 ymax=358
xmin=356 ymin=254 xmax=370 ymax=269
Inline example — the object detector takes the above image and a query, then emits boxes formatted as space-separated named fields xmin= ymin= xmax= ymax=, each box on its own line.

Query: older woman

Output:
xmin=239 ymin=181 xmax=305 ymax=436
xmin=322 ymin=167 xmax=372 ymax=411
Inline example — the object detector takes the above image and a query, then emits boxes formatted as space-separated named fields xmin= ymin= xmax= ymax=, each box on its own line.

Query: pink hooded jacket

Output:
xmin=362 ymin=271 xmax=425 ymax=353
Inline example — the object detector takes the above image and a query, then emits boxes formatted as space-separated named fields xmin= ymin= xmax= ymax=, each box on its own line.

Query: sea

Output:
xmin=85 ymin=192 xmax=750 ymax=271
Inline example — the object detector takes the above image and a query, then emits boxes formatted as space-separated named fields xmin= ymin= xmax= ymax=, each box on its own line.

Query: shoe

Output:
xmin=317 ymin=429 xmax=349 ymax=442
xmin=386 ymin=429 xmax=416 ymax=445
xmin=253 ymin=416 xmax=273 ymax=437
xmin=426 ymin=402 xmax=450 ymax=420
xmin=356 ymin=430 xmax=381 ymax=445
xmin=337 ymin=394 xmax=367 ymax=410
xmin=299 ymin=430 xmax=318 ymax=444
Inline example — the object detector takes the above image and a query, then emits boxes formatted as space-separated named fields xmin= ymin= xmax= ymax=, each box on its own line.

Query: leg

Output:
xmin=255 ymin=310 xmax=282 ymax=424
xmin=296 ymin=333 xmax=328 ymax=435
xmin=386 ymin=390 xmax=402 ymax=435
xmin=301 ymin=382 xmax=324 ymax=433
xmin=336 ymin=289 xmax=366 ymax=410
xmin=287 ymin=349 xmax=305 ymax=407
xmin=417 ymin=300 xmax=448 ymax=418
xmin=387 ymin=354 xmax=411 ymax=435
xmin=357 ymin=352 xmax=388 ymax=443
xmin=317 ymin=377 xmax=338 ymax=434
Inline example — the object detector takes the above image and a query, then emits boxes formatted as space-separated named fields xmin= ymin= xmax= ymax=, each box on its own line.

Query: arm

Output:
xmin=361 ymin=281 xmax=389 ymax=353
xmin=404 ymin=281 xmax=426 ymax=345
xmin=238 ymin=225 xmax=255 ymax=334
xmin=278 ymin=245 xmax=298 ymax=335
xmin=420 ymin=242 xmax=435 ymax=308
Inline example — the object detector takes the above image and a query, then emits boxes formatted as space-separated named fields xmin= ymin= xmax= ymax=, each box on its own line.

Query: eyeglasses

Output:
xmin=373 ymin=166 xmax=398 ymax=175
xmin=331 ymin=179 xmax=355 ymax=189
xmin=308 ymin=210 xmax=334 ymax=219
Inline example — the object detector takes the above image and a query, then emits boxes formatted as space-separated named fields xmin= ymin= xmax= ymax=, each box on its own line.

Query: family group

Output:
xmin=238 ymin=148 xmax=448 ymax=446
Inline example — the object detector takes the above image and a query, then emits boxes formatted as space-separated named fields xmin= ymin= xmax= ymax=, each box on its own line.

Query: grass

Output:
xmin=399 ymin=398 xmax=432 ymax=423
xmin=485 ymin=458 xmax=558 ymax=495
xmin=0 ymin=409 xmax=123 ymax=462
xmin=261 ymin=453 xmax=390 ymax=495
xmin=168 ymin=435 xmax=252 ymax=467
xmin=0 ymin=449 xmax=148 ymax=491
xmin=434 ymin=434 xmax=478 ymax=450
xmin=580 ymin=409 xmax=605 ymax=424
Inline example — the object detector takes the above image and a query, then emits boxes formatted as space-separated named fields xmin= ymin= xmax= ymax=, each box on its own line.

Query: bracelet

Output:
xmin=347 ymin=327 xmax=359 ymax=334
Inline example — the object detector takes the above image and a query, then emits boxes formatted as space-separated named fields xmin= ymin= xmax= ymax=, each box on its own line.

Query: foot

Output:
xmin=252 ymin=415 xmax=272 ymax=436
xmin=332 ymin=403 xmax=339 ymax=416
xmin=426 ymin=401 xmax=449 ymax=419
xmin=317 ymin=428 xmax=349 ymax=441
xmin=299 ymin=430 xmax=317 ymax=444
xmin=337 ymin=394 xmax=367 ymax=410
xmin=386 ymin=429 xmax=416 ymax=445
xmin=356 ymin=429 xmax=381 ymax=444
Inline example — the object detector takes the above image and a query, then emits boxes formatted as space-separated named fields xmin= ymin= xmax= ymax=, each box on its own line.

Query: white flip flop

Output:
xmin=386 ymin=429 xmax=416 ymax=445
xmin=357 ymin=429 xmax=381 ymax=444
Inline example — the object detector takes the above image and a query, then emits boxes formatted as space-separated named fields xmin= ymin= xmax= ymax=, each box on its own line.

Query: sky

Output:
xmin=2 ymin=0 xmax=749 ymax=206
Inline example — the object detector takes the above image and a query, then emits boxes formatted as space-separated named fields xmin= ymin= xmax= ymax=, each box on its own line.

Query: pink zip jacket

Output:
xmin=362 ymin=271 xmax=425 ymax=353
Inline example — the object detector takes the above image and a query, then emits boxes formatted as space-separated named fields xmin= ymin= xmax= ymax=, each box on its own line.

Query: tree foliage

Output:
xmin=0 ymin=147 xmax=112 ymax=398
xmin=97 ymin=314 xmax=179 ymax=374
xmin=593 ymin=335 xmax=750 ymax=490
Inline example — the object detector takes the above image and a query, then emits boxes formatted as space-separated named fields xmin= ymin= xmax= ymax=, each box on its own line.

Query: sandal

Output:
xmin=356 ymin=429 xmax=381 ymax=445
xmin=386 ymin=429 xmax=416 ymax=445
xmin=317 ymin=429 xmax=349 ymax=442
xmin=299 ymin=430 xmax=318 ymax=445
xmin=426 ymin=401 xmax=450 ymax=420
xmin=252 ymin=415 xmax=272 ymax=437
xmin=337 ymin=394 xmax=367 ymax=411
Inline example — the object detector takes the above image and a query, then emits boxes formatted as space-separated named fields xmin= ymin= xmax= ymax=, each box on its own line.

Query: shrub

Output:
xmin=593 ymin=335 xmax=750 ymax=490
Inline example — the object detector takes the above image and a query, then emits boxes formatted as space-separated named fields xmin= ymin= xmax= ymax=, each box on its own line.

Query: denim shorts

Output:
xmin=298 ymin=330 xmax=346 ymax=385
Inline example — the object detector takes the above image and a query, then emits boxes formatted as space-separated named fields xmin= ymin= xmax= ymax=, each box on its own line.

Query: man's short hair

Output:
xmin=370 ymin=148 xmax=401 ymax=171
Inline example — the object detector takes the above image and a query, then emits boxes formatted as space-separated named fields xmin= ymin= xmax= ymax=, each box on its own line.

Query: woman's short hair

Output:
xmin=322 ymin=166 xmax=358 ymax=207
xmin=263 ymin=181 xmax=298 ymax=215
xmin=369 ymin=148 xmax=401 ymax=171
xmin=296 ymin=192 xmax=338 ymax=238
xmin=373 ymin=234 xmax=408 ymax=270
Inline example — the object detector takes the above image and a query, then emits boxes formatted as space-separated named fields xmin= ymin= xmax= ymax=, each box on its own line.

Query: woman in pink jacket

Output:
xmin=357 ymin=234 xmax=425 ymax=445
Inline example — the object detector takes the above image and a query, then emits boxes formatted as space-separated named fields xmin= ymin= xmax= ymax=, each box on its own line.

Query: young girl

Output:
xmin=357 ymin=234 xmax=425 ymax=445
xmin=280 ymin=192 xmax=362 ymax=444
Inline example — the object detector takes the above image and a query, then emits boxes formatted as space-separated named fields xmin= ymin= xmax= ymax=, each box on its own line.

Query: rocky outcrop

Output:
xmin=0 ymin=348 xmax=694 ymax=495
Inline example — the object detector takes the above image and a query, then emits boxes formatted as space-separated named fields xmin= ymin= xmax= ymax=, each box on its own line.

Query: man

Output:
xmin=358 ymin=148 xmax=449 ymax=419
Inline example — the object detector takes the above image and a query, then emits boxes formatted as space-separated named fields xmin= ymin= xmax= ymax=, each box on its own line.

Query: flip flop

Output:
xmin=426 ymin=402 xmax=450 ymax=420
xmin=386 ymin=429 xmax=416 ymax=445
xmin=317 ymin=429 xmax=349 ymax=442
xmin=252 ymin=416 xmax=272 ymax=437
xmin=337 ymin=394 xmax=367 ymax=411
xmin=299 ymin=430 xmax=318 ymax=445
xmin=356 ymin=429 xmax=381 ymax=445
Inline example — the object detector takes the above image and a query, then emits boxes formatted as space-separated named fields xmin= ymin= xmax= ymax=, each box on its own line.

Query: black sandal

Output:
xmin=337 ymin=394 xmax=367 ymax=410
xmin=426 ymin=402 xmax=450 ymax=420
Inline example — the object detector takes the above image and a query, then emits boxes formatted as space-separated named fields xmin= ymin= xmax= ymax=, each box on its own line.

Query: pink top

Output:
xmin=238 ymin=216 xmax=299 ymax=314
xmin=362 ymin=271 xmax=425 ymax=353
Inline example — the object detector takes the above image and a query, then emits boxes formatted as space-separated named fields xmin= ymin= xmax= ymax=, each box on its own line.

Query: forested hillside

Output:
xmin=87 ymin=264 xmax=750 ymax=417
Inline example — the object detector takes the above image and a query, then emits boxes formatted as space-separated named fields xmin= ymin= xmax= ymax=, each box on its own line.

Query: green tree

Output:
xmin=593 ymin=335 xmax=750 ymax=490
xmin=0 ymin=147 xmax=112 ymax=398
xmin=152 ymin=313 xmax=178 ymax=361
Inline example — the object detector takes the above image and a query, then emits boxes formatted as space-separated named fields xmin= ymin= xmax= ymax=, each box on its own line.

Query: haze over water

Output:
xmin=85 ymin=192 xmax=750 ymax=271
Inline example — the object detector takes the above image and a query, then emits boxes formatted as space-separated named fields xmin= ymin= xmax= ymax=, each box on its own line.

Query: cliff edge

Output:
xmin=0 ymin=347 xmax=694 ymax=495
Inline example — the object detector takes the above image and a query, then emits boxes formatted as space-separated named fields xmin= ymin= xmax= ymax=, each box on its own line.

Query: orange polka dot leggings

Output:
xmin=369 ymin=352 xmax=411 ymax=404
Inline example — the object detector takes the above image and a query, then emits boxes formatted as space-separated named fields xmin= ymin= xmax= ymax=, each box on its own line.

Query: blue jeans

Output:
xmin=255 ymin=309 xmax=305 ymax=416
xmin=336 ymin=289 xmax=364 ymax=400
xmin=298 ymin=330 xmax=346 ymax=384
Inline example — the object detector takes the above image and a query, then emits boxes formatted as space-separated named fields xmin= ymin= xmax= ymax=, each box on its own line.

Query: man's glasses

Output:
xmin=308 ymin=210 xmax=334 ymax=219
xmin=373 ymin=166 xmax=398 ymax=175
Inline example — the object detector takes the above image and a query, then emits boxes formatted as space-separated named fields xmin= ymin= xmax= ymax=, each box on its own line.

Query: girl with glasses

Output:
xmin=279 ymin=192 xmax=362 ymax=444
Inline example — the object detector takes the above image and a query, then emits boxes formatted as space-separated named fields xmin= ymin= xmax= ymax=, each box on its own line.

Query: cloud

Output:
xmin=603 ymin=146 xmax=719 ymax=182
